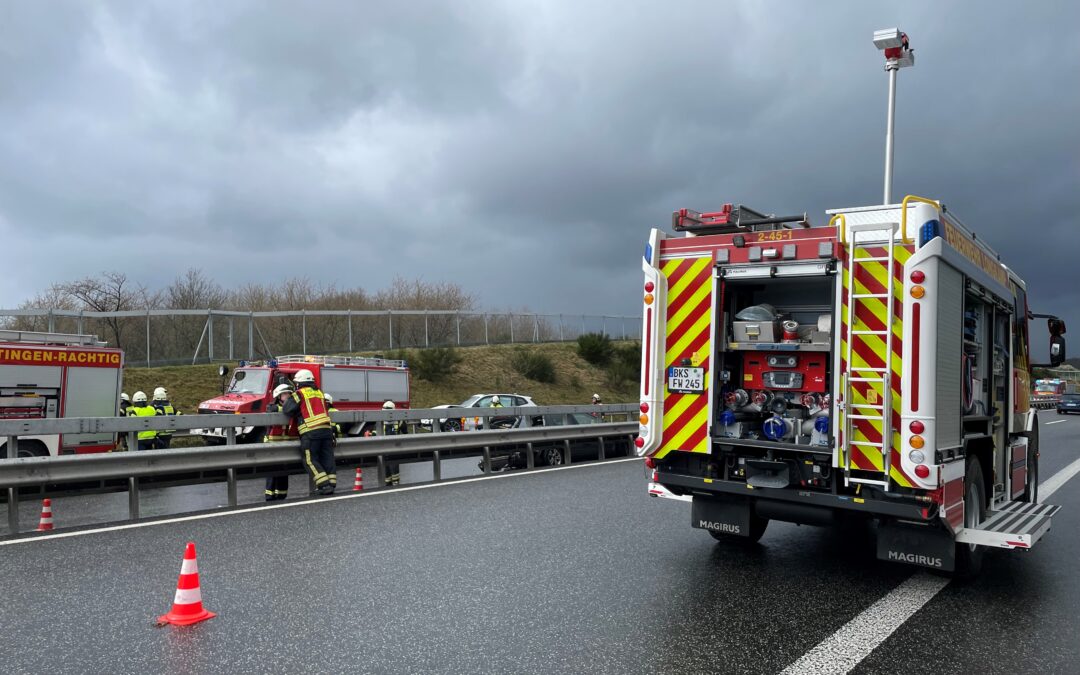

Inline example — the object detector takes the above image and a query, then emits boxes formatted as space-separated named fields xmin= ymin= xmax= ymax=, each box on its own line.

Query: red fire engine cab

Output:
xmin=194 ymin=354 xmax=410 ymax=444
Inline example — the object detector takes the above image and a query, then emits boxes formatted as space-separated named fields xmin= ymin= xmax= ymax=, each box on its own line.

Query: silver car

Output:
xmin=425 ymin=393 xmax=537 ymax=431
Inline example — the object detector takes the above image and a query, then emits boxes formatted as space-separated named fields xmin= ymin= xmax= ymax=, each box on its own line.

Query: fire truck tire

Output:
xmin=707 ymin=514 xmax=769 ymax=543
xmin=954 ymin=456 xmax=986 ymax=579
xmin=0 ymin=439 xmax=48 ymax=458
xmin=1021 ymin=423 xmax=1039 ymax=504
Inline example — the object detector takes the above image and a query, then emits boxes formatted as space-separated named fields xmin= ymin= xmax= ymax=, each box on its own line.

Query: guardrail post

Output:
xmin=377 ymin=455 xmax=386 ymax=486
xmin=563 ymin=439 xmax=572 ymax=465
xmin=598 ymin=436 xmax=606 ymax=460
xmin=7 ymin=435 xmax=16 ymax=459
xmin=7 ymin=488 xmax=17 ymax=534
xmin=227 ymin=468 xmax=238 ymax=506
xmin=526 ymin=442 xmax=535 ymax=470
xmin=432 ymin=450 xmax=441 ymax=482
xmin=482 ymin=446 xmax=492 ymax=474
xmin=127 ymin=431 xmax=137 ymax=452
xmin=128 ymin=477 xmax=140 ymax=519
xmin=226 ymin=427 xmax=237 ymax=446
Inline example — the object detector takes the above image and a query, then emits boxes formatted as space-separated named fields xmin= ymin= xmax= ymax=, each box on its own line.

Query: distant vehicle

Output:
xmin=193 ymin=354 xmax=409 ymax=444
xmin=1058 ymin=393 xmax=1080 ymax=415
xmin=424 ymin=393 xmax=537 ymax=432
xmin=488 ymin=413 xmax=630 ymax=469
xmin=1034 ymin=379 xmax=1067 ymax=398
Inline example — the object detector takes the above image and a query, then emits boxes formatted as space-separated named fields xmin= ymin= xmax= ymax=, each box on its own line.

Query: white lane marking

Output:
xmin=780 ymin=573 xmax=950 ymax=675
xmin=0 ymin=457 xmax=642 ymax=546
xmin=1045 ymin=420 xmax=1067 ymax=425
xmin=781 ymin=455 xmax=1080 ymax=675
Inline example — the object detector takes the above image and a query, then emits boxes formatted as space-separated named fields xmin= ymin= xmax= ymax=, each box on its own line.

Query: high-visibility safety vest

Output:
xmin=153 ymin=402 xmax=180 ymax=437
xmin=127 ymin=404 xmax=158 ymax=440
xmin=292 ymin=387 xmax=333 ymax=434
xmin=328 ymin=406 xmax=342 ymax=437
xmin=265 ymin=404 xmax=300 ymax=442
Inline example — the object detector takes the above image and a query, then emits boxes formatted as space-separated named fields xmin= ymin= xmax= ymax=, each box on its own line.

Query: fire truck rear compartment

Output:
xmin=713 ymin=271 xmax=836 ymax=475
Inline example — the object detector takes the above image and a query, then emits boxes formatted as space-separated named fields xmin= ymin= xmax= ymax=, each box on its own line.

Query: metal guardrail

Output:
xmin=1 ymin=404 xmax=639 ymax=535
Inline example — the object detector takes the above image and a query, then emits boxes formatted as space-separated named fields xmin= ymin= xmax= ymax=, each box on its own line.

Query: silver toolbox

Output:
xmin=733 ymin=320 xmax=779 ymax=342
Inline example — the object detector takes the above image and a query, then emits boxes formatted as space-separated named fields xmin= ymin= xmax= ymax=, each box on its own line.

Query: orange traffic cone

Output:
xmin=157 ymin=542 xmax=216 ymax=626
xmin=353 ymin=467 xmax=364 ymax=491
xmin=35 ymin=499 xmax=54 ymax=532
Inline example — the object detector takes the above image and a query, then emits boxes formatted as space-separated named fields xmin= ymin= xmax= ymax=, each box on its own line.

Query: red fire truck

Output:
xmin=638 ymin=197 xmax=1067 ymax=575
xmin=0 ymin=330 xmax=124 ymax=457
xmin=193 ymin=354 xmax=410 ymax=444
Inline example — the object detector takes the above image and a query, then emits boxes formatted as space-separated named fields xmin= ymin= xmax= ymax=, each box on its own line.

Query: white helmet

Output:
xmin=272 ymin=384 xmax=293 ymax=399
xmin=294 ymin=369 xmax=315 ymax=383
xmin=153 ymin=387 xmax=168 ymax=401
xmin=132 ymin=391 xmax=148 ymax=403
xmin=382 ymin=400 xmax=396 ymax=409
xmin=491 ymin=395 xmax=501 ymax=405
xmin=324 ymin=393 xmax=333 ymax=405
xmin=592 ymin=393 xmax=601 ymax=401
xmin=120 ymin=393 xmax=130 ymax=402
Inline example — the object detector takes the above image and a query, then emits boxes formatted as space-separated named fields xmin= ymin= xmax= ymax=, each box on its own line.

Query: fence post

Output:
xmin=602 ymin=315 xmax=606 ymax=336
xmin=47 ymin=310 xmax=55 ymax=333
xmin=581 ymin=315 xmax=586 ymax=336
xmin=77 ymin=310 xmax=84 ymax=336
xmin=145 ymin=309 xmax=151 ymax=368
xmin=228 ymin=318 xmax=234 ymax=361
xmin=388 ymin=311 xmax=393 ymax=350
xmin=248 ymin=313 xmax=254 ymax=359
xmin=347 ymin=310 xmax=353 ymax=352
xmin=302 ymin=310 xmax=307 ymax=354
xmin=456 ymin=312 xmax=461 ymax=346
xmin=484 ymin=314 xmax=489 ymax=344
xmin=533 ymin=314 xmax=539 ymax=342
xmin=208 ymin=310 xmax=215 ymax=362
xmin=509 ymin=314 xmax=514 ymax=343
xmin=559 ymin=315 xmax=564 ymax=342
xmin=425 ymin=312 xmax=429 ymax=347
xmin=622 ymin=316 xmax=626 ymax=340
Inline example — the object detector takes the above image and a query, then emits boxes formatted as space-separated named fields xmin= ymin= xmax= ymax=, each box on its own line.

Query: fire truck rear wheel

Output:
xmin=1021 ymin=424 xmax=1039 ymax=504
xmin=954 ymin=456 xmax=986 ymax=578
xmin=707 ymin=514 xmax=769 ymax=544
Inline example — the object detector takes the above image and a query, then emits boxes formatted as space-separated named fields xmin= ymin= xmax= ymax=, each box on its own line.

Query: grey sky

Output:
xmin=1 ymin=1 xmax=1077 ymax=355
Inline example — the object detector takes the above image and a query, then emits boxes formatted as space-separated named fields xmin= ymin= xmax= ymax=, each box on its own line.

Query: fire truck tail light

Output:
xmin=634 ymin=437 xmax=645 ymax=448
xmin=644 ymin=293 xmax=654 ymax=305
xmin=908 ymin=449 xmax=925 ymax=464
xmin=644 ymin=281 xmax=654 ymax=293
xmin=640 ymin=402 xmax=649 ymax=413
xmin=910 ymin=270 xmax=925 ymax=283
xmin=910 ymin=285 xmax=925 ymax=299
xmin=909 ymin=420 xmax=925 ymax=434
xmin=914 ymin=464 xmax=930 ymax=479
xmin=639 ymin=414 xmax=649 ymax=425
xmin=910 ymin=434 xmax=925 ymax=449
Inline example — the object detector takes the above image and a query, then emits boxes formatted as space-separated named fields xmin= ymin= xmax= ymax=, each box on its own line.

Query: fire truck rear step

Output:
xmin=955 ymin=501 xmax=1062 ymax=549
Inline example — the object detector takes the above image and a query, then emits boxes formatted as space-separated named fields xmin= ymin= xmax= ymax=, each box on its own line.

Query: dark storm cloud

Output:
xmin=0 ymin=1 xmax=1077 ymax=353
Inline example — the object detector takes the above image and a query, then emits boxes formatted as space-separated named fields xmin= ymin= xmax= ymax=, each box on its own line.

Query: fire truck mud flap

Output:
xmin=877 ymin=520 xmax=956 ymax=572
xmin=692 ymin=495 xmax=754 ymax=537
xmin=954 ymin=501 xmax=1061 ymax=550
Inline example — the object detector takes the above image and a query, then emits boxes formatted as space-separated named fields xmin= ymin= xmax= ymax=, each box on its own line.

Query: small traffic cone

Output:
xmin=353 ymin=467 xmax=364 ymax=491
xmin=157 ymin=542 xmax=216 ymax=626
xmin=35 ymin=499 xmax=54 ymax=532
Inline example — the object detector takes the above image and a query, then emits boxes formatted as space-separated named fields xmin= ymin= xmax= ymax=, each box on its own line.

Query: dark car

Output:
xmin=1058 ymin=393 xmax=1080 ymax=415
xmin=487 ymin=413 xmax=630 ymax=470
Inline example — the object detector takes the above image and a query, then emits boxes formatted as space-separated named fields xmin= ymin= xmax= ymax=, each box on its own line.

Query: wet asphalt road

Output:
xmin=1 ymin=413 xmax=1078 ymax=674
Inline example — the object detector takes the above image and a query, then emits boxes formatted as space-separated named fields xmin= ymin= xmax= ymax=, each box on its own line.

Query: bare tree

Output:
xmin=58 ymin=272 xmax=154 ymax=351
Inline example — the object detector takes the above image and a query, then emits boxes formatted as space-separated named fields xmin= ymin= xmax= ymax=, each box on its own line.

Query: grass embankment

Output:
xmin=122 ymin=342 xmax=639 ymax=413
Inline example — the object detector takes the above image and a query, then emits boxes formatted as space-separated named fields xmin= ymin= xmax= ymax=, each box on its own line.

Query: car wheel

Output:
xmin=441 ymin=419 xmax=462 ymax=432
xmin=541 ymin=446 xmax=564 ymax=467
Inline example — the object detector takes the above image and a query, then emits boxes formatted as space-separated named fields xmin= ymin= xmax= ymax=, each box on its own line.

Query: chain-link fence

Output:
xmin=0 ymin=309 xmax=641 ymax=367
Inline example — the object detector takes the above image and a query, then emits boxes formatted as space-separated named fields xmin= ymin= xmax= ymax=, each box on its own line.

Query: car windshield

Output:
xmin=1063 ymin=394 xmax=1080 ymax=402
xmin=1035 ymin=383 xmax=1059 ymax=392
xmin=227 ymin=369 xmax=271 ymax=395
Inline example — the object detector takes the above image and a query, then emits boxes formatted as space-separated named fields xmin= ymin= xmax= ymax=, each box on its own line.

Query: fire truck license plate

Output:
xmin=668 ymin=367 xmax=704 ymax=393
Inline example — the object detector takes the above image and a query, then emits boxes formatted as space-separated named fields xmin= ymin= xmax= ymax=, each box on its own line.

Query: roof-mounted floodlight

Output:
xmin=873 ymin=28 xmax=914 ymax=204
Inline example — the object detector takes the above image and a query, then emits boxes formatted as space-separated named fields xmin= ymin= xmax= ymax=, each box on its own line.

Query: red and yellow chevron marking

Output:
xmin=839 ymin=244 xmax=916 ymax=487
xmin=657 ymin=255 xmax=712 ymax=459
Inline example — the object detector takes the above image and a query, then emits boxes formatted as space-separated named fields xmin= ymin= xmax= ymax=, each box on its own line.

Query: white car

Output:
xmin=423 ymin=394 xmax=537 ymax=431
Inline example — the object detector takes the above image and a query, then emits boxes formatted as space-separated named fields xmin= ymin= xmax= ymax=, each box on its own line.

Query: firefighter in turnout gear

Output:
xmin=151 ymin=387 xmax=181 ymax=449
xmin=324 ymin=393 xmax=342 ymax=438
xmin=116 ymin=393 xmax=131 ymax=451
xmin=382 ymin=400 xmax=405 ymax=486
xmin=263 ymin=383 xmax=299 ymax=501
xmin=126 ymin=391 xmax=159 ymax=451
xmin=283 ymin=369 xmax=337 ymax=495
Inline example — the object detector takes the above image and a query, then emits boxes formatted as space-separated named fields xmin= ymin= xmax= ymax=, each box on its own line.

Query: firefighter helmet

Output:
xmin=153 ymin=387 xmax=168 ymax=401
xmin=592 ymin=393 xmax=601 ymax=402
xmin=491 ymin=395 xmax=501 ymax=405
xmin=294 ymin=369 xmax=315 ymax=383
xmin=272 ymin=384 xmax=293 ymax=399
xmin=324 ymin=394 xmax=333 ymax=405
xmin=382 ymin=400 xmax=395 ymax=409
xmin=120 ymin=393 xmax=130 ymax=402
xmin=132 ymin=391 xmax=148 ymax=403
